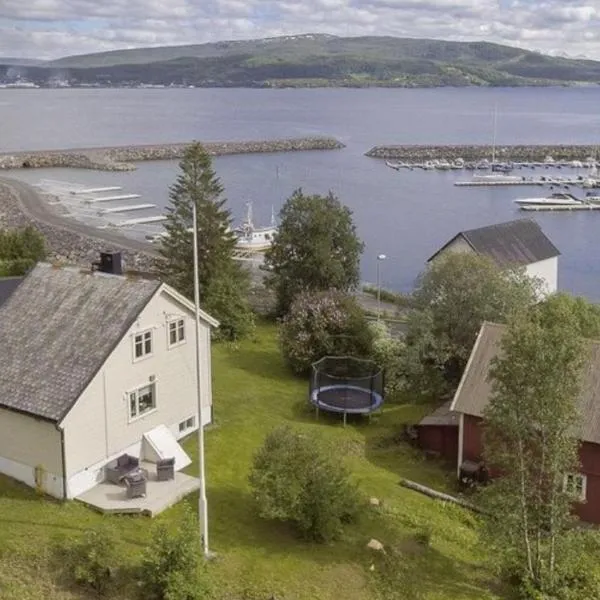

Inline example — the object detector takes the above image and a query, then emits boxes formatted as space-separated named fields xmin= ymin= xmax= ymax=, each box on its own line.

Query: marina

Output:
xmin=520 ymin=204 xmax=600 ymax=212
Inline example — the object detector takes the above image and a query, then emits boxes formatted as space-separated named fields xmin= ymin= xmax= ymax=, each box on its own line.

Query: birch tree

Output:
xmin=482 ymin=305 xmax=585 ymax=596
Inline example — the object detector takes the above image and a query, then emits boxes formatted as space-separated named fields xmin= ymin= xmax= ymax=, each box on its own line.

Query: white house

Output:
xmin=428 ymin=218 xmax=559 ymax=297
xmin=0 ymin=261 xmax=218 ymax=500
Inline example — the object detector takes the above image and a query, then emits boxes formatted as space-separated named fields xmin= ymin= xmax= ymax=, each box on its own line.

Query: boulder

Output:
xmin=367 ymin=538 xmax=384 ymax=552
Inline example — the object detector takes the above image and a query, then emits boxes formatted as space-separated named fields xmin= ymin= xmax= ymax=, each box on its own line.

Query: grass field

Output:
xmin=0 ymin=323 xmax=506 ymax=600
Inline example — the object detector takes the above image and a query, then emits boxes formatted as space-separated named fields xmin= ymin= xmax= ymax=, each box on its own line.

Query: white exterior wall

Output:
xmin=525 ymin=256 xmax=558 ymax=298
xmin=61 ymin=289 xmax=213 ymax=498
xmin=0 ymin=407 xmax=64 ymax=497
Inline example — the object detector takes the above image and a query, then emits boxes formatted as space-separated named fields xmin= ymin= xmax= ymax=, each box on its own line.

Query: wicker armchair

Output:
xmin=124 ymin=472 xmax=147 ymax=498
xmin=105 ymin=454 xmax=139 ymax=484
xmin=156 ymin=457 xmax=175 ymax=481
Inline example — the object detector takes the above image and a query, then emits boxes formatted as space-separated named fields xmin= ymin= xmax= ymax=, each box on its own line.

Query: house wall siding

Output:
xmin=61 ymin=289 xmax=212 ymax=498
xmin=525 ymin=257 xmax=558 ymax=297
xmin=0 ymin=408 xmax=64 ymax=497
xmin=417 ymin=425 xmax=458 ymax=462
xmin=462 ymin=414 xmax=484 ymax=463
xmin=435 ymin=236 xmax=474 ymax=258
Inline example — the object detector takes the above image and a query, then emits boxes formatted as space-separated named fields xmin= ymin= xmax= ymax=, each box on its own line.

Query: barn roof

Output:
xmin=0 ymin=263 xmax=160 ymax=422
xmin=418 ymin=400 xmax=458 ymax=427
xmin=428 ymin=219 xmax=560 ymax=267
xmin=451 ymin=322 xmax=600 ymax=445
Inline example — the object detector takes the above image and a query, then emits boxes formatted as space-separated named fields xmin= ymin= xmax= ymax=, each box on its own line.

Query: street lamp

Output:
xmin=376 ymin=254 xmax=387 ymax=321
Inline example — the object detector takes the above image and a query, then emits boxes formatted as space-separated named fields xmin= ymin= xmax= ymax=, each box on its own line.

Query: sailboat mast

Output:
xmin=492 ymin=105 xmax=498 ymax=165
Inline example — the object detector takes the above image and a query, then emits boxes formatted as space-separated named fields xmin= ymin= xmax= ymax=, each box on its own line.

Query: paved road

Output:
xmin=0 ymin=176 xmax=157 ymax=256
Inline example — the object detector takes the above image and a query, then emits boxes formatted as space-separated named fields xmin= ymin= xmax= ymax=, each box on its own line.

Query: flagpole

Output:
xmin=192 ymin=200 xmax=209 ymax=556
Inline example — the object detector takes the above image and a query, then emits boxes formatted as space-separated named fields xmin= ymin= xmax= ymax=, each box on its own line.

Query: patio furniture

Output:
xmin=105 ymin=453 xmax=140 ymax=484
xmin=156 ymin=457 xmax=175 ymax=481
xmin=124 ymin=472 xmax=147 ymax=499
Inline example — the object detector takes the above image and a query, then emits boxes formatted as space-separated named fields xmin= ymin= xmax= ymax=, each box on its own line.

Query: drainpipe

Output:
xmin=57 ymin=424 xmax=68 ymax=500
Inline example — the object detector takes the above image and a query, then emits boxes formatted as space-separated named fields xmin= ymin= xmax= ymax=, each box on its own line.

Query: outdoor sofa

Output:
xmin=105 ymin=453 xmax=140 ymax=484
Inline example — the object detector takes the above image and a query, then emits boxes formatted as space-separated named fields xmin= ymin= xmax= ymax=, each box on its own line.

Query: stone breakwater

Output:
xmin=0 ymin=137 xmax=344 ymax=172
xmin=366 ymin=144 xmax=600 ymax=162
xmin=0 ymin=179 xmax=156 ymax=271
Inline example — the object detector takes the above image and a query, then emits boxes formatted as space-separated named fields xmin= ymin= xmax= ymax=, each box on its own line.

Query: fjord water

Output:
xmin=2 ymin=86 xmax=600 ymax=297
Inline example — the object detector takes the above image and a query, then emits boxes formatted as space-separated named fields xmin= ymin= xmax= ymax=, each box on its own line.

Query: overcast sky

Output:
xmin=1 ymin=0 xmax=600 ymax=60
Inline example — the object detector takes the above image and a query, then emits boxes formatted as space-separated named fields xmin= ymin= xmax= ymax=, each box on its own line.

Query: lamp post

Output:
xmin=192 ymin=200 xmax=209 ymax=557
xmin=376 ymin=254 xmax=387 ymax=321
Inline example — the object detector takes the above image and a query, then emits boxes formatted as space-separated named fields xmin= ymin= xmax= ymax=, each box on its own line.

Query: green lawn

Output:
xmin=0 ymin=323 xmax=505 ymax=600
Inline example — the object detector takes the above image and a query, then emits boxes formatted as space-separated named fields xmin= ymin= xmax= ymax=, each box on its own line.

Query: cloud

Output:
xmin=1 ymin=0 xmax=600 ymax=60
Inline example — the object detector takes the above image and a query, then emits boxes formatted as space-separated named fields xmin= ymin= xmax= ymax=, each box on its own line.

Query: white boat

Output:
xmin=472 ymin=173 xmax=525 ymax=183
xmin=234 ymin=202 xmax=277 ymax=252
xmin=514 ymin=192 xmax=583 ymax=207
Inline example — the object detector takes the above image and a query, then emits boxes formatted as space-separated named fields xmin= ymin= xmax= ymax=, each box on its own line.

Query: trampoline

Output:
xmin=310 ymin=356 xmax=384 ymax=424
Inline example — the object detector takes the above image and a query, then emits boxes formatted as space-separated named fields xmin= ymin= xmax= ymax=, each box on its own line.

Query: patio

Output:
xmin=76 ymin=461 xmax=200 ymax=517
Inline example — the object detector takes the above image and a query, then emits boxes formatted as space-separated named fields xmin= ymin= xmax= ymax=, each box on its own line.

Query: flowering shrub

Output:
xmin=279 ymin=290 xmax=374 ymax=375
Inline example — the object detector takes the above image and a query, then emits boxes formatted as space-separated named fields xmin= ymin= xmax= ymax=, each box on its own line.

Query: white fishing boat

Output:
xmin=234 ymin=202 xmax=277 ymax=252
xmin=514 ymin=192 xmax=583 ymax=207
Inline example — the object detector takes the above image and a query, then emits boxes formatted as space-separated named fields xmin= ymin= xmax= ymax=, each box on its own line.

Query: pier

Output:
xmin=519 ymin=204 xmax=600 ymax=212
xmin=85 ymin=193 xmax=142 ymax=203
xmin=116 ymin=215 xmax=168 ymax=227
xmin=99 ymin=204 xmax=157 ymax=214
xmin=71 ymin=186 xmax=122 ymax=194
xmin=455 ymin=180 xmax=545 ymax=187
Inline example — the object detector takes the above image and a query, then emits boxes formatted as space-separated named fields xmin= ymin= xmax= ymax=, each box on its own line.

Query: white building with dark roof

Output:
xmin=428 ymin=219 xmax=560 ymax=297
xmin=0 ymin=261 xmax=218 ymax=503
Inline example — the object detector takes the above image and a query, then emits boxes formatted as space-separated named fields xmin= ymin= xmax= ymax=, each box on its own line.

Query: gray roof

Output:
xmin=451 ymin=322 xmax=600 ymax=445
xmin=418 ymin=400 xmax=458 ymax=427
xmin=429 ymin=219 xmax=560 ymax=266
xmin=0 ymin=264 xmax=160 ymax=422
xmin=0 ymin=277 xmax=23 ymax=307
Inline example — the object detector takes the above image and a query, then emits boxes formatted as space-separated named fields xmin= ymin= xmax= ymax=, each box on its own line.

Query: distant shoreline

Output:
xmin=0 ymin=137 xmax=345 ymax=172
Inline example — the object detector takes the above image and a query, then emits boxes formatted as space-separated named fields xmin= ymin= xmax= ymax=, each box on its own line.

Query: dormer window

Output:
xmin=168 ymin=319 xmax=185 ymax=348
xmin=134 ymin=330 xmax=153 ymax=360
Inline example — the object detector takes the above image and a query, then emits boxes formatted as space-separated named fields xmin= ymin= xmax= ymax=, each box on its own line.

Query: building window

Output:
xmin=168 ymin=319 xmax=185 ymax=347
xmin=134 ymin=330 xmax=153 ymax=359
xmin=178 ymin=416 xmax=196 ymax=433
xmin=129 ymin=383 xmax=156 ymax=420
xmin=564 ymin=473 xmax=587 ymax=502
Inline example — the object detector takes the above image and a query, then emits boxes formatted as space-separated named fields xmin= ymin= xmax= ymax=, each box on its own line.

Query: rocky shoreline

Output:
xmin=0 ymin=179 xmax=157 ymax=271
xmin=365 ymin=144 xmax=600 ymax=162
xmin=0 ymin=137 xmax=344 ymax=171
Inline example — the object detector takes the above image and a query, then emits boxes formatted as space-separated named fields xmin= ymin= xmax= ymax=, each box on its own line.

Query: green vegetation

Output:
xmin=279 ymin=289 xmax=374 ymax=375
xmin=0 ymin=324 xmax=503 ymax=600
xmin=0 ymin=226 xmax=45 ymax=276
xmin=249 ymin=425 xmax=360 ymax=542
xmin=10 ymin=34 xmax=600 ymax=87
xmin=483 ymin=306 xmax=587 ymax=597
xmin=156 ymin=142 xmax=254 ymax=341
xmin=264 ymin=189 xmax=364 ymax=316
xmin=362 ymin=284 xmax=414 ymax=309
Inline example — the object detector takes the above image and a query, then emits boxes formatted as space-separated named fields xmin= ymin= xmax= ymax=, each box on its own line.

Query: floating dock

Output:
xmin=455 ymin=180 xmax=545 ymax=187
xmin=85 ymin=193 xmax=142 ymax=203
xmin=70 ymin=186 xmax=122 ymax=195
xmin=519 ymin=204 xmax=600 ymax=211
xmin=99 ymin=203 xmax=157 ymax=214
xmin=116 ymin=215 xmax=167 ymax=227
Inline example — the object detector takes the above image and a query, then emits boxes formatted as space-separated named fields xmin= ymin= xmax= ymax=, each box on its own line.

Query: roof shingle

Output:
xmin=0 ymin=264 xmax=160 ymax=422
xmin=452 ymin=322 xmax=600 ymax=445
xmin=430 ymin=219 xmax=560 ymax=266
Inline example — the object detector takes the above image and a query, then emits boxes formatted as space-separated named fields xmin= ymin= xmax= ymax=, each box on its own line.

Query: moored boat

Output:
xmin=513 ymin=192 xmax=583 ymax=206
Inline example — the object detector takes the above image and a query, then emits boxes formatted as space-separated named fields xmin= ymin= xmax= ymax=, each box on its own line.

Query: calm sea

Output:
xmin=2 ymin=87 xmax=600 ymax=297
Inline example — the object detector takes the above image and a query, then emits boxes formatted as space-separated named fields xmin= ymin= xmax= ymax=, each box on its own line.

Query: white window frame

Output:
xmin=133 ymin=329 xmax=153 ymax=361
xmin=564 ymin=473 xmax=587 ymax=502
xmin=178 ymin=416 xmax=196 ymax=434
xmin=127 ymin=382 xmax=157 ymax=422
xmin=167 ymin=318 xmax=186 ymax=349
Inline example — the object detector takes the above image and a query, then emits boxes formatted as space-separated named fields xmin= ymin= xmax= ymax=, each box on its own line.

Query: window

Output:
xmin=564 ymin=473 xmax=587 ymax=502
xmin=134 ymin=330 xmax=153 ymax=359
xmin=178 ymin=416 xmax=196 ymax=433
xmin=128 ymin=383 xmax=156 ymax=420
xmin=168 ymin=319 xmax=185 ymax=347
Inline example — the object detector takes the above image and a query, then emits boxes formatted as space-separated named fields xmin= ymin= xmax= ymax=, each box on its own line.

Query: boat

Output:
xmin=471 ymin=173 xmax=525 ymax=183
xmin=233 ymin=202 xmax=277 ymax=252
xmin=513 ymin=192 xmax=583 ymax=207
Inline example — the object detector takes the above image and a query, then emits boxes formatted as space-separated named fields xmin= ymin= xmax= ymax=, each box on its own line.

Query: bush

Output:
xmin=279 ymin=289 xmax=374 ymax=375
xmin=65 ymin=528 xmax=119 ymax=595
xmin=369 ymin=320 xmax=405 ymax=401
xmin=249 ymin=425 xmax=361 ymax=542
xmin=140 ymin=506 xmax=208 ymax=600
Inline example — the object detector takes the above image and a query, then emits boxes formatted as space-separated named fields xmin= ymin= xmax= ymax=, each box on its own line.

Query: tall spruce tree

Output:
xmin=264 ymin=189 xmax=364 ymax=316
xmin=482 ymin=303 xmax=586 ymax=595
xmin=156 ymin=143 xmax=254 ymax=340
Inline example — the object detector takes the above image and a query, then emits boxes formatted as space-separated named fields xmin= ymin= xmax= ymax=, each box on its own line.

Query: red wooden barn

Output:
xmin=415 ymin=400 xmax=458 ymax=462
xmin=451 ymin=321 xmax=600 ymax=524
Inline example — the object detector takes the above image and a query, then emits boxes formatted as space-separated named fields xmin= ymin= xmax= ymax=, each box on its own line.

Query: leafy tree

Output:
xmin=140 ymin=505 xmax=209 ymax=600
xmin=0 ymin=226 xmax=46 ymax=276
xmin=481 ymin=306 xmax=586 ymax=597
xmin=279 ymin=289 xmax=374 ymax=375
xmin=368 ymin=320 xmax=405 ymax=402
xmin=264 ymin=189 xmax=364 ymax=316
xmin=156 ymin=142 xmax=254 ymax=340
xmin=249 ymin=425 xmax=360 ymax=542
xmin=402 ymin=252 xmax=538 ymax=398
xmin=535 ymin=292 xmax=600 ymax=340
